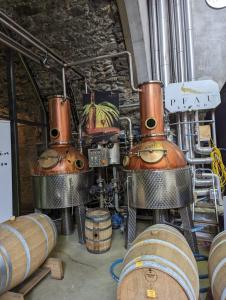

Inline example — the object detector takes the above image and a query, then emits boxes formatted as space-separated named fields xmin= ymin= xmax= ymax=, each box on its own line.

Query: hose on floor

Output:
xmin=110 ymin=258 xmax=123 ymax=283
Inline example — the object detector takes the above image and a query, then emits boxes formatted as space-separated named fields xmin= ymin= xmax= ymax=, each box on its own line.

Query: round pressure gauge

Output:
xmin=206 ymin=0 xmax=226 ymax=8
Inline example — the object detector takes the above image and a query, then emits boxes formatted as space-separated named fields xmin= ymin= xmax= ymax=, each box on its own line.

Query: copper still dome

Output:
xmin=123 ymin=81 xmax=186 ymax=170
xmin=32 ymin=95 xmax=89 ymax=176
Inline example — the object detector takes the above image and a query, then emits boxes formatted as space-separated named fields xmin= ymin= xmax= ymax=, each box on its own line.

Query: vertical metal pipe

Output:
xmin=150 ymin=0 xmax=161 ymax=80
xmin=6 ymin=48 xmax=20 ymax=216
xmin=174 ymin=0 xmax=186 ymax=82
xmin=169 ymin=0 xmax=179 ymax=82
xmin=211 ymin=111 xmax=217 ymax=145
xmin=184 ymin=0 xmax=195 ymax=80
xmin=61 ymin=207 xmax=74 ymax=235
xmin=158 ymin=0 xmax=171 ymax=85
xmin=62 ymin=67 xmax=67 ymax=99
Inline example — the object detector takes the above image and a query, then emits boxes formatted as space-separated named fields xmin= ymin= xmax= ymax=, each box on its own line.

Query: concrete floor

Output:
xmin=27 ymin=226 xmax=128 ymax=300
xmin=26 ymin=222 xmax=209 ymax=300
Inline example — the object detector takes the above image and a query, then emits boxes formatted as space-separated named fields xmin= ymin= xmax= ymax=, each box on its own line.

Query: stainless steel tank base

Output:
xmin=125 ymin=206 xmax=198 ymax=252
xmin=32 ymin=170 xmax=93 ymax=209
xmin=124 ymin=167 xmax=198 ymax=252
xmin=125 ymin=167 xmax=192 ymax=209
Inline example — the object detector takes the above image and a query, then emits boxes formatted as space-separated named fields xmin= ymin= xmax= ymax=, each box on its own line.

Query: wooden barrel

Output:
xmin=117 ymin=224 xmax=199 ymax=300
xmin=208 ymin=230 xmax=226 ymax=300
xmin=85 ymin=208 xmax=112 ymax=254
xmin=0 ymin=213 xmax=57 ymax=295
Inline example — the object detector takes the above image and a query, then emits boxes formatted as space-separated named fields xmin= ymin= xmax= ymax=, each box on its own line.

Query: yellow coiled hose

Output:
xmin=210 ymin=143 xmax=226 ymax=190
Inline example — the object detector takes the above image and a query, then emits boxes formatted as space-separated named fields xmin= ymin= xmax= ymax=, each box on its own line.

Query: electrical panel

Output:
xmin=0 ymin=120 xmax=13 ymax=223
xmin=88 ymin=148 xmax=109 ymax=168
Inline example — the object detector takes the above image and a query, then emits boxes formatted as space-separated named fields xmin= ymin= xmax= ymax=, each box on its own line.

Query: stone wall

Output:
xmin=0 ymin=0 xmax=139 ymax=212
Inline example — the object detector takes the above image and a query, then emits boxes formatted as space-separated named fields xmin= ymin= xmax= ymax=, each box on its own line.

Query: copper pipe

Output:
xmin=48 ymin=95 xmax=72 ymax=145
xmin=139 ymin=81 xmax=164 ymax=140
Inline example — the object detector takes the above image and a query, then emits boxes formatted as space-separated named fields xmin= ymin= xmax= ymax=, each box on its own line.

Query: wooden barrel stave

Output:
xmin=85 ymin=209 xmax=112 ymax=254
xmin=0 ymin=213 xmax=57 ymax=295
xmin=209 ymin=230 xmax=226 ymax=300
xmin=117 ymin=224 xmax=199 ymax=300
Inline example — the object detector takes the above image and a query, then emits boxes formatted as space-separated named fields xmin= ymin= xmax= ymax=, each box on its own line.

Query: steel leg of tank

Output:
xmin=75 ymin=204 xmax=86 ymax=244
xmin=125 ymin=207 xmax=137 ymax=249
xmin=179 ymin=206 xmax=199 ymax=253
xmin=154 ymin=209 xmax=169 ymax=224
xmin=61 ymin=208 xmax=74 ymax=235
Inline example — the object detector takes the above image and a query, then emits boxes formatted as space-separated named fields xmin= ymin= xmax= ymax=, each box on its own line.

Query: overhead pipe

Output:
xmin=64 ymin=51 xmax=139 ymax=95
xmin=119 ymin=117 xmax=133 ymax=150
xmin=0 ymin=31 xmax=43 ymax=65
xmin=0 ymin=10 xmax=84 ymax=79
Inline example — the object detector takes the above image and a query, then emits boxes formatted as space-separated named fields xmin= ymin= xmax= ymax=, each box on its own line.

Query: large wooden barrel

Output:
xmin=85 ymin=208 xmax=112 ymax=254
xmin=208 ymin=230 xmax=226 ymax=300
xmin=117 ymin=224 xmax=199 ymax=300
xmin=0 ymin=213 xmax=57 ymax=295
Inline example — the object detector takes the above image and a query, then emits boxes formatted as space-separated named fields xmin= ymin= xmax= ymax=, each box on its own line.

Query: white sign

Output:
xmin=165 ymin=80 xmax=221 ymax=113
xmin=206 ymin=0 xmax=226 ymax=8
xmin=0 ymin=120 xmax=13 ymax=223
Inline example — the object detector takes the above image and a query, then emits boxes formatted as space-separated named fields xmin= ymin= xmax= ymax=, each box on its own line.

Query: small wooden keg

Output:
xmin=85 ymin=208 xmax=112 ymax=254
xmin=0 ymin=213 xmax=57 ymax=295
xmin=208 ymin=230 xmax=226 ymax=300
xmin=117 ymin=224 xmax=199 ymax=300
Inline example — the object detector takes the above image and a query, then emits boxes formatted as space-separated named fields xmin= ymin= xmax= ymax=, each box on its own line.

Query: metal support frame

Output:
xmin=6 ymin=48 xmax=20 ymax=216
xmin=75 ymin=204 xmax=86 ymax=244
xmin=179 ymin=206 xmax=198 ymax=253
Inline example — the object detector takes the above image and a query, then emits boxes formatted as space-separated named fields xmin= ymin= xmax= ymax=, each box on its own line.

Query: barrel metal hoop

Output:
xmin=85 ymin=236 xmax=112 ymax=243
xmin=120 ymin=255 xmax=196 ymax=300
xmin=85 ymin=215 xmax=111 ymax=223
xmin=23 ymin=215 xmax=49 ymax=259
xmin=209 ymin=239 xmax=226 ymax=260
xmin=0 ymin=243 xmax=12 ymax=294
xmin=0 ymin=224 xmax=31 ymax=280
xmin=40 ymin=214 xmax=58 ymax=245
xmin=0 ymin=245 xmax=10 ymax=294
xmin=118 ymin=260 xmax=195 ymax=300
xmin=124 ymin=239 xmax=198 ymax=277
xmin=211 ymin=257 xmax=226 ymax=293
xmin=85 ymin=224 xmax=112 ymax=232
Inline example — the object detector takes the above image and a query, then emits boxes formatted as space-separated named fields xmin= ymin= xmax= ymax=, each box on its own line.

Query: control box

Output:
xmin=88 ymin=148 xmax=110 ymax=168
xmin=0 ymin=120 xmax=13 ymax=223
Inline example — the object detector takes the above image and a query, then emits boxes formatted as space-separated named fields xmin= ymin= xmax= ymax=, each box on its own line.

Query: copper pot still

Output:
xmin=123 ymin=81 xmax=186 ymax=170
xmin=32 ymin=96 xmax=88 ymax=175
